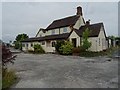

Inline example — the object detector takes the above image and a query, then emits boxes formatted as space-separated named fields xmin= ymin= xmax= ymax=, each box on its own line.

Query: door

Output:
xmin=72 ymin=38 xmax=77 ymax=47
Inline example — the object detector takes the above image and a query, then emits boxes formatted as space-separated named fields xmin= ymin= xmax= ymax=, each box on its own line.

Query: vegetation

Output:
xmin=2 ymin=44 xmax=16 ymax=68
xmin=2 ymin=43 xmax=17 ymax=89
xmin=14 ymin=34 xmax=29 ymax=50
xmin=79 ymin=47 xmax=118 ymax=57
xmin=108 ymin=36 xmax=120 ymax=47
xmin=72 ymin=47 xmax=80 ymax=53
xmin=33 ymin=44 xmax=45 ymax=54
xmin=72 ymin=47 xmax=80 ymax=56
xmin=81 ymin=28 xmax=91 ymax=51
xmin=55 ymin=40 xmax=65 ymax=54
xmin=2 ymin=70 xmax=17 ymax=89
xmin=59 ymin=41 xmax=74 ymax=55
xmin=115 ymin=37 xmax=120 ymax=46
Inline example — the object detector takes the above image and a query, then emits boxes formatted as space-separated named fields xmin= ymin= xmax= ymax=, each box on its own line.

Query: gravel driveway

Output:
xmin=9 ymin=53 xmax=118 ymax=88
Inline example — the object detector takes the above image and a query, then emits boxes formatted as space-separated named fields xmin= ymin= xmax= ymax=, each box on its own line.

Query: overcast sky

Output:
xmin=2 ymin=2 xmax=118 ymax=43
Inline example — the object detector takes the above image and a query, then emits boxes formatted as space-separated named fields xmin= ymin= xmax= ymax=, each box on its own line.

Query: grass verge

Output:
xmin=2 ymin=69 xmax=17 ymax=90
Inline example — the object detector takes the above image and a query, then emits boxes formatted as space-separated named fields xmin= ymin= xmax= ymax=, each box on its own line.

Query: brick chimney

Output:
xmin=76 ymin=6 xmax=83 ymax=16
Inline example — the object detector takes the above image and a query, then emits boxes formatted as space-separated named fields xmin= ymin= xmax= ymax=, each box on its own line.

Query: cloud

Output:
xmin=2 ymin=2 xmax=118 ymax=43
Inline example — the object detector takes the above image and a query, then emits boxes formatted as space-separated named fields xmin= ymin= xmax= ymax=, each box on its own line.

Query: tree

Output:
xmin=82 ymin=28 xmax=91 ymax=51
xmin=14 ymin=34 xmax=29 ymax=50
xmin=15 ymin=34 xmax=29 ymax=41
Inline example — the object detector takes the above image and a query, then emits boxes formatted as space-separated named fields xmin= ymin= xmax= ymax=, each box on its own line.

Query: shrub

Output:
xmin=33 ymin=44 xmax=45 ymax=54
xmin=79 ymin=46 xmax=86 ymax=52
xmin=79 ymin=51 xmax=97 ymax=57
xmin=59 ymin=41 xmax=73 ymax=55
xmin=72 ymin=47 xmax=80 ymax=53
xmin=55 ymin=40 xmax=65 ymax=53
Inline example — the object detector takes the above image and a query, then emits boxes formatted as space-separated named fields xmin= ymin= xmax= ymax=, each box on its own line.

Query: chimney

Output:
xmin=86 ymin=19 xmax=90 ymax=26
xmin=76 ymin=6 xmax=83 ymax=16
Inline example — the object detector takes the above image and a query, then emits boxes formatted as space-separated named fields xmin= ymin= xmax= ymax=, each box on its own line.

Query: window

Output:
xmin=41 ymin=41 xmax=45 ymax=45
xmin=22 ymin=44 xmax=25 ymax=47
xmin=51 ymin=30 xmax=55 ymax=35
xmin=31 ymin=43 xmax=33 ymax=47
xmin=26 ymin=44 xmax=28 ymax=47
xmin=63 ymin=27 xmax=67 ymax=33
xmin=52 ymin=41 xmax=56 ymax=47
xmin=99 ymin=38 xmax=100 ymax=46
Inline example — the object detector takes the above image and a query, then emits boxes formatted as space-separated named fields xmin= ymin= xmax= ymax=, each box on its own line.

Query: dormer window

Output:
xmin=63 ymin=27 xmax=67 ymax=33
xmin=52 ymin=30 xmax=55 ymax=35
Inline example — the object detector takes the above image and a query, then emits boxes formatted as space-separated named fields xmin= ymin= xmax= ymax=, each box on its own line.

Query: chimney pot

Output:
xmin=86 ymin=19 xmax=90 ymax=25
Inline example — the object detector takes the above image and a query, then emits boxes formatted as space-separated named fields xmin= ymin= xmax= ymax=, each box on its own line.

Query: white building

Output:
xmin=22 ymin=6 xmax=108 ymax=53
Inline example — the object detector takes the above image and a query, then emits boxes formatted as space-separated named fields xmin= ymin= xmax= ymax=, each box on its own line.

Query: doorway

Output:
xmin=72 ymin=38 xmax=77 ymax=47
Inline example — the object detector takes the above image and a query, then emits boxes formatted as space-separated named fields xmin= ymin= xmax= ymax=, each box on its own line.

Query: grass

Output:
xmin=2 ymin=69 xmax=17 ymax=90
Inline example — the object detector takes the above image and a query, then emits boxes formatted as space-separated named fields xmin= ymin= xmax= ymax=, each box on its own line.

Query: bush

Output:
xmin=55 ymin=40 xmax=65 ymax=53
xmin=59 ymin=41 xmax=73 ymax=55
xmin=34 ymin=44 xmax=45 ymax=54
xmin=79 ymin=46 xmax=86 ymax=52
xmin=79 ymin=51 xmax=97 ymax=57
xmin=72 ymin=47 xmax=80 ymax=53
xmin=72 ymin=47 xmax=81 ymax=56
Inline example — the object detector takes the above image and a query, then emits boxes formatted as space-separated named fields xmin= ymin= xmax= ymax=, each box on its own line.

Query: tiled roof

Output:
xmin=74 ymin=23 xmax=104 ymax=37
xmin=46 ymin=15 xmax=80 ymax=30
xmin=21 ymin=33 xmax=70 ymax=42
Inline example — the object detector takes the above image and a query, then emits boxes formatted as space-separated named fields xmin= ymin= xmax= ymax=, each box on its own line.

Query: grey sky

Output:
xmin=2 ymin=2 xmax=118 ymax=43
